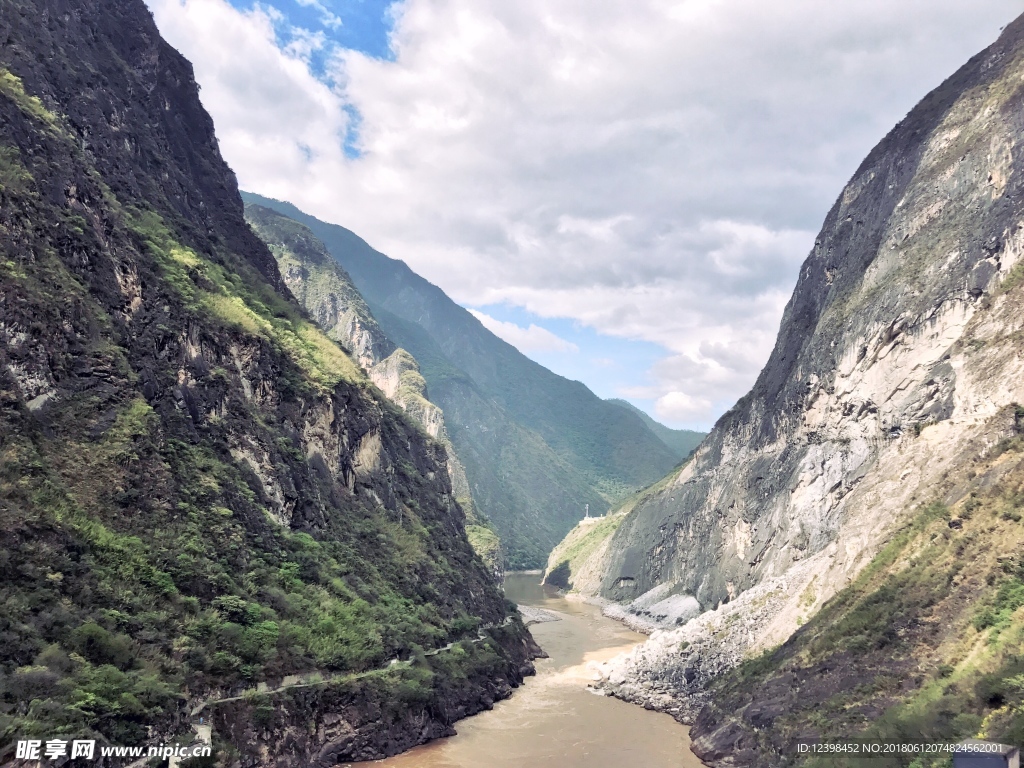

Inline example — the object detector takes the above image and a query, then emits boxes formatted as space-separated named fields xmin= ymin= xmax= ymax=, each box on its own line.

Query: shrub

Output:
xmin=70 ymin=623 xmax=136 ymax=670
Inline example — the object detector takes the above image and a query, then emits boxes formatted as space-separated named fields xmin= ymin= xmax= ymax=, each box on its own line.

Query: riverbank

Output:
xmin=362 ymin=572 xmax=703 ymax=768
xmin=197 ymin=613 xmax=540 ymax=766
xmin=589 ymin=566 xmax=805 ymax=724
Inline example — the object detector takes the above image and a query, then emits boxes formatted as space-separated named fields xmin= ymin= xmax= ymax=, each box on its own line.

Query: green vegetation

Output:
xmin=606 ymin=398 xmax=705 ymax=460
xmin=211 ymin=625 xmax=517 ymax=762
xmin=1000 ymin=261 xmax=1024 ymax=295
xmin=369 ymin=308 xmax=471 ymax=390
xmin=243 ymin=204 xmax=505 ymax=569
xmin=130 ymin=209 xmax=362 ymax=391
xmin=703 ymin=448 xmax=1024 ymax=767
xmin=2 ymin=383 xmax=503 ymax=746
xmin=545 ymin=513 xmax=626 ymax=591
xmin=0 ymin=144 xmax=33 ymax=197
xmin=396 ymin=366 xmax=430 ymax=405
xmin=0 ymin=39 xmax=524 ymax=761
xmin=244 ymin=203 xmax=390 ymax=368
xmin=544 ymin=457 xmax=690 ymax=590
xmin=0 ymin=68 xmax=59 ymax=127
xmin=466 ymin=525 xmax=502 ymax=576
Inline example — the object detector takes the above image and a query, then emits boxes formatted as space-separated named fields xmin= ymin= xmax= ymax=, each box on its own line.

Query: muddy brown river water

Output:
xmin=364 ymin=572 xmax=704 ymax=768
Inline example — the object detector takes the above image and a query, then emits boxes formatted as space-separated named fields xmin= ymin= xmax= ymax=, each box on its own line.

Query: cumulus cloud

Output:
xmin=655 ymin=392 xmax=715 ymax=425
xmin=147 ymin=0 xmax=1019 ymax=426
xmin=468 ymin=311 xmax=579 ymax=354
xmin=150 ymin=0 xmax=349 ymax=183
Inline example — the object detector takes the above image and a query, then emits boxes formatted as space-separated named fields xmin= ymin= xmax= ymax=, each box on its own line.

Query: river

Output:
xmin=364 ymin=572 xmax=703 ymax=768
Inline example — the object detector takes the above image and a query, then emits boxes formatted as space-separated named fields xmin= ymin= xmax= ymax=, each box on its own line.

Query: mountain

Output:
xmin=548 ymin=11 xmax=1024 ymax=760
xmin=0 ymin=1 xmax=536 ymax=764
xmin=244 ymin=203 xmax=395 ymax=372
xmin=243 ymin=203 xmax=503 ymax=576
xmin=606 ymin=399 xmax=705 ymax=460
xmin=241 ymin=193 xmax=681 ymax=569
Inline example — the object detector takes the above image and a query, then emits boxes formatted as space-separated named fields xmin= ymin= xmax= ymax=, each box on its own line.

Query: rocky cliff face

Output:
xmin=246 ymin=204 xmax=394 ymax=373
xmin=687 ymin=444 xmax=1024 ymax=766
xmin=213 ymin=619 xmax=539 ymax=765
xmin=580 ymin=11 xmax=1024 ymax=733
xmin=0 ymin=0 xmax=532 ymax=763
xmin=243 ymin=204 xmax=482 ymax=530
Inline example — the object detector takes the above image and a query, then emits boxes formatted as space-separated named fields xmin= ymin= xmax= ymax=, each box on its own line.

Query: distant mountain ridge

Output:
xmin=241 ymin=192 xmax=680 ymax=568
xmin=245 ymin=203 xmax=396 ymax=370
xmin=606 ymin=399 xmax=705 ymax=460
xmin=244 ymin=202 xmax=503 ymax=576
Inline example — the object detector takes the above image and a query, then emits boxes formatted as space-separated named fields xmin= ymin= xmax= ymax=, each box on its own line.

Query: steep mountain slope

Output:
xmin=606 ymin=399 xmax=705 ymax=460
xmin=243 ymin=203 xmax=503 ymax=574
xmin=544 ymin=468 xmax=682 ymax=600
xmin=0 ymin=1 xmax=534 ymax=764
xmin=691 ymin=445 xmax=1024 ymax=766
xmin=244 ymin=204 xmax=394 ymax=372
xmin=573 ymin=10 xmax=1024 ymax=745
xmin=242 ymin=193 xmax=680 ymax=568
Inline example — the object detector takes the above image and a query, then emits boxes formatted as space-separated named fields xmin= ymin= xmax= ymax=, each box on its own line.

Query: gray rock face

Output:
xmin=595 ymin=569 xmax=800 ymax=721
xmin=590 ymin=10 xmax=1024 ymax=715
xmin=0 ymin=0 xmax=536 ymax=756
xmin=602 ymin=583 xmax=702 ymax=632
xmin=244 ymin=203 xmax=479 ymax=520
xmin=245 ymin=203 xmax=395 ymax=372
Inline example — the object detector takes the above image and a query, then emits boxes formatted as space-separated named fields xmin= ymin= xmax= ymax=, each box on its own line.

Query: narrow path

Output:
xmin=125 ymin=615 xmax=516 ymax=767
xmin=190 ymin=615 xmax=514 ymax=715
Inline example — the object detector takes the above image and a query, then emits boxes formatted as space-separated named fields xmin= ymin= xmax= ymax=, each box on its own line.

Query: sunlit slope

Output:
xmin=694 ymin=430 xmax=1024 ymax=765
xmin=568 ymin=12 xmax=1024 ymax=765
xmin=244 ymin=202 xmax=505 ymax=576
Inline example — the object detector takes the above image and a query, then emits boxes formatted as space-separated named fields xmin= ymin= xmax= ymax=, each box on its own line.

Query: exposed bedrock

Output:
xmin=585 ymin=12 xmax=1024 ymax=723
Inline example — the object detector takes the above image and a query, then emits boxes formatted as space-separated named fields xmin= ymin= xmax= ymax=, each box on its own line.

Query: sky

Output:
xmin=146 ymin=0 xmax=1020 ymax=430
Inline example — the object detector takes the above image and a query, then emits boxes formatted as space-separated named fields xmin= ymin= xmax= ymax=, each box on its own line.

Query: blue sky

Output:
xmin=225 ymin=1 xmax=394 ymax=63
xmin=466 ymin=303 xmax=678 ymax=418
xmin=210 ymin=0 xmax=739 ymax=427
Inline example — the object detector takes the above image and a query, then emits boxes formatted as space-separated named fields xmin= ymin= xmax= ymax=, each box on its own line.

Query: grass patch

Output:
xmin=544 ymin=511 xmax=628 ymax=589
xmin=466 ymin=524 xmax=501 ymax=574
xmin=0 ymin=68 xmax=59 ymax=127
xmin=129 ymin=209 xmax=361 ymax=390
xmin=0 ymin=144 xmax=33 ymax=196
xmin=706 ymin=468 xmax=1024 ymax=766
xmin=1000 ymin=260 xmax=1024 ymax=294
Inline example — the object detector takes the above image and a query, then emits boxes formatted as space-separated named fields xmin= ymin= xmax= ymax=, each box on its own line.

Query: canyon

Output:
xmin=545 ymin=11 xmax=1024 ymax=765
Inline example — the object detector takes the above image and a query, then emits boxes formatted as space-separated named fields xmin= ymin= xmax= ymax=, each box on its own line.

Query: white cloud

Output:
xmin=655 ymin=392 xmax=714 ymax=424
xmin=283 ymin=26 xmax=328 ymax=61
xmin=294 ymin=0 xmax=342 ymax=30
xmin=468 ymin=311 xmax=579 ymax=354
xmin=147 ymin=0 xmax=1020 ymax=427
xmin=150 ymin=0 xmax=350 ymax=185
